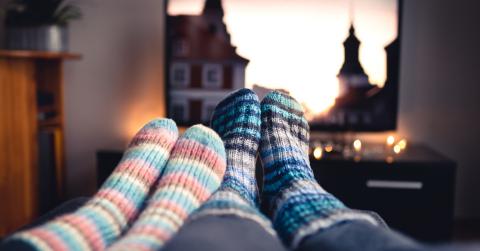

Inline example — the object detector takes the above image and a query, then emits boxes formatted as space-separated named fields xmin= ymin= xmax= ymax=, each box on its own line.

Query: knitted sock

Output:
xmin=190 ymin=88 xmax=274 ymax=234
xmin=3 ymin=118 xmax=178 ymax=251
xmin=107 ymin=125 xmax=226 ymax=251
xmin=260 ymin=91 xmax=380 ymax=249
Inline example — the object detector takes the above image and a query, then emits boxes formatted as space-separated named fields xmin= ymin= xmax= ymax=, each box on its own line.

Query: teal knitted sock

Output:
xmin=260 ymin=91 xmax=380 ymax=248
xmin=190 ymin=88 xmax=274 ymax=234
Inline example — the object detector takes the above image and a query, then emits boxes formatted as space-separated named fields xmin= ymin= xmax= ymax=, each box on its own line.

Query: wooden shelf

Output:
xmin=39 ymin=118 xmax=62 ymax=128
xmin=0 ymin=51 xmax=80 ymax=236
xmin=0 ymin=50 xmax=81 ymax=60
xmin=38 ymin=106 xmax=56 ymax=113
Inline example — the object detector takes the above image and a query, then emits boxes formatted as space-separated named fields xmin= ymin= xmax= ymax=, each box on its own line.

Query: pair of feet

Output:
xmin=4 ymin=89 xmax=378 ymax=251
xmin=6 ymin=121 xmax=228 ymax=251
xmin=194 ymin=89 xmax=379 ymax=249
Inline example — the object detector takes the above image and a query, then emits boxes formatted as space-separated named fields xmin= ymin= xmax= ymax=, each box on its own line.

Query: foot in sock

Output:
xmin=3 ymin=119 xmax=178 ymax=251
xmin=107 ymin=125 xmax=226 ymax=251
xmin=190 ymin=88 xmax=274 ymax=233
xmin=260 ymin=91 xmax=379 ymax=248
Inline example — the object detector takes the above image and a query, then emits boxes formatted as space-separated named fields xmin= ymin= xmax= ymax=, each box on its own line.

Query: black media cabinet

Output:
xmin=310 ymin=144 xmax=456 ymax=242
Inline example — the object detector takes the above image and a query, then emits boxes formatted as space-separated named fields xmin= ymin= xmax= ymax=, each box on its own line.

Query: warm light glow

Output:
xmin=398 ymin=139 xmax=407 ymax=150
xmin=313 ymin=147 xmax=323 ymax=159
xmin=353 ymin=139 xmax=362 ymax=152
xmin=354 ymin=155 xmax=362 ymax=162
xmin=386 ymin=135 xmax=395 ymax=146
xmin=325 ymin=145 xmax=334 ymax=153
xmin=393 ymin=144 xmax=401 ymax=154
xmin=386 ymin=156 xmax=394 ymax=163
xmin=168 ymin=0 xmax=397 ymax=114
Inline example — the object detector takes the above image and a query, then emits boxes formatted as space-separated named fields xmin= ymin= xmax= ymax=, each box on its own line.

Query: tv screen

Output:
xmin=165 ymin=0 xmax=401 ymax=131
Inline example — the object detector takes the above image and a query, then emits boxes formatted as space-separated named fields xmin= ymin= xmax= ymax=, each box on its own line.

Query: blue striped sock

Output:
xmin=190 ymin=88 xmax=274 ymax=234
xmin=260 ymin=91 xmax=379 ymax=248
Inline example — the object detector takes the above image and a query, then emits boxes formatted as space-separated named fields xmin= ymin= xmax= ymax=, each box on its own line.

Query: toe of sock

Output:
xmin=142 ymin=118 xmax=178 ymax=134
xmin=262 ymin=91 xmax=304 ymax=113
xmin=261 ymin=92 xmax=308 ymax=128
xmin=216 ymin=88 xmax=259 ymax=109
xmin=182 ymin=124 xmax=226 ymax=159
xmin=210 ymin=89 xmax=261 ymax=137
xmin=128 ymin=118 xmax=179 ymax=147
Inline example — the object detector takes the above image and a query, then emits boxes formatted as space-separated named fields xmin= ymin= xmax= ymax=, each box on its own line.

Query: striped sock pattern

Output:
xmin=260 ymin=91 xmax=379 ymax=249
xmin=190 ymin=88 xmax=274 ymax=234
xmin=107 ymin=125 xmax=226 ymax=251
xmin=4 ymin=119 xmax=179 ymax=251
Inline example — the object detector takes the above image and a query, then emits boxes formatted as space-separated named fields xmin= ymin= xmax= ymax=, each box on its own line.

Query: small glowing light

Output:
xmin=353 ymin=139 xmax=362 ymax=152
xmin=393 ymin=144 xmax=402 ymax=154
xmin=313 ymin=147 xmax=323 ymax=159
xmin=386 ymin=135 xmax=395 ymax=146
xmin=354 ymin=155 xmax=361 ymax=162
xmin=398 ymin=139 xmax=407 ymax=150
xmin=324 ymin=145 xmax=334 ymax=153
xmin=386 ymin=156 xmax=394 ymax=163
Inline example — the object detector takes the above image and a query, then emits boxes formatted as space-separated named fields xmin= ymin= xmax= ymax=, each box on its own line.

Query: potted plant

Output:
xmin=1 ymin=0 xmax=82 ymax=51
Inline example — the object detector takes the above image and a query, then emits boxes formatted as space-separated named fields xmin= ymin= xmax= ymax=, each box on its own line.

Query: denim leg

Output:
xmin=162 ymin=215 xmax=287 ymax=251
xmin=296 ymin=219 xmax=480 ymax=251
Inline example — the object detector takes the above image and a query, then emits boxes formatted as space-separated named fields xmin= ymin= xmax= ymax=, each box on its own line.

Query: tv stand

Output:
xmin=310 ymin=144 xmax=456 ymax=242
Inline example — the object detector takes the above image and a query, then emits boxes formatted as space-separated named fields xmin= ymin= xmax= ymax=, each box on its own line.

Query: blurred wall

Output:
xmin=398 ymin=0 xmax=480 ymax=219
xmin=63 ymin=0 xmax=167 ymax=196
xmin=49 ymin=0 xmax=480 ymax=220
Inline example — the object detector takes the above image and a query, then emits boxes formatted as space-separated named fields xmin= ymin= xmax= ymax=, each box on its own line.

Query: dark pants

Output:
xmin=163 ymin=215 xmax=479 ymax=251
xmin=7 ymin=198 xmax=480 ymax=251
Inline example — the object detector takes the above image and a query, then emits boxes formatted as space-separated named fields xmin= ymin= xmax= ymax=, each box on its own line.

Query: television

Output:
xmin=165 ymin=0 xmax=401 ymax=131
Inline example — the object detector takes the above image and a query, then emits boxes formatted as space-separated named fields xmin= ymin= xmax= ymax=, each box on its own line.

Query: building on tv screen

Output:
xmin=166 ymin=0 xmax=400 ymax=131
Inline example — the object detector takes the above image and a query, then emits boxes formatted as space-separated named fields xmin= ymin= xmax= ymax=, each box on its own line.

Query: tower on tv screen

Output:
xmin=166 ymin=0 xmax=401 ymax=131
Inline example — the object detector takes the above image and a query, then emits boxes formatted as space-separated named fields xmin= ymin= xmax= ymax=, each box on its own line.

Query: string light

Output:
xmin=313 ymin=147 xmax=323 ymax=159
xmin=354 ymin=155 xmax=361 ymax=162
xmin=393 ymin=144 xmax=401 ymax=154
xmin=325 ymin=144 xmax=333 ymax=153
xmin=353 ymin=139 xmax=362 ymax=152
xmin=386 ymin=156 xmax=394 ymax=163
xmin=398 ymin=139 xmax=407 ymax=150
xmin=386 ymin=135 xmax=395 ymax=146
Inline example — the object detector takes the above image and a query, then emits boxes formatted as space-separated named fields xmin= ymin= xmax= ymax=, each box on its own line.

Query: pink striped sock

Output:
xmin=108 ymin=124 xmax=226 ymax=251
xmin=4 ymin=119 xmax=179 ymax=251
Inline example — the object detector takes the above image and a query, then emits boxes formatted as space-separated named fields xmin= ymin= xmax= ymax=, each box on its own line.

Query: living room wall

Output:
xmin=397 ymin=0 xmax=480 ymax=219
xmin=1 ymin=0 xmax=478 ymax=219
xmin=63 ymin=0 xmax=167 ymax=197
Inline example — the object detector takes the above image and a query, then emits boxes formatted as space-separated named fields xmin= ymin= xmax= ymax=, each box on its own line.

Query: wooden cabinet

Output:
xmin=0 ymin=50 xmax=80 ymax=237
